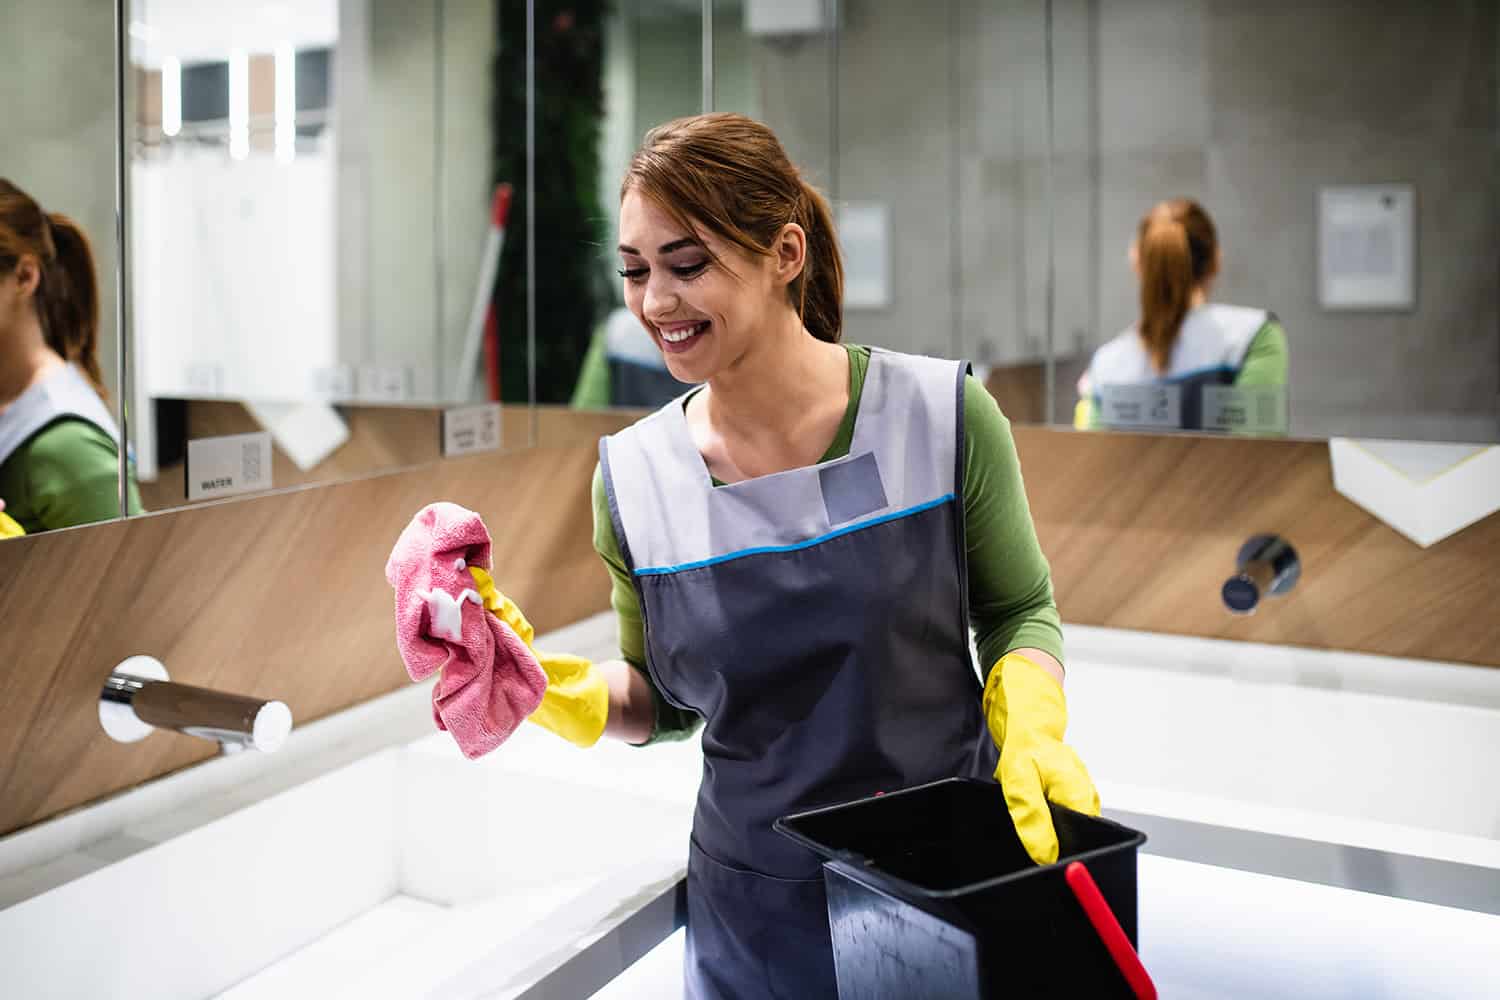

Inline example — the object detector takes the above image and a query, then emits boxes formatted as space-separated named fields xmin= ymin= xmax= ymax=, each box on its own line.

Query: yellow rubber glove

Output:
xmin=467 ymin=566 xmax=609 ymax=748
xmin=0 ymin=508 xmax=24 ymax=539
xmin=983 ymin=652 xmax=1101 ymax=865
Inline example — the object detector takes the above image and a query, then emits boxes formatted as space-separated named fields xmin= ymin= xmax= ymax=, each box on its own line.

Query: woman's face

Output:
xmin=617 ymin=189 xmax=784 ymax=385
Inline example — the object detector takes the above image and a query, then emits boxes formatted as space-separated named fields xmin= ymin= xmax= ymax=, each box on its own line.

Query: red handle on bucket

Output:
xmin=1064 ymin=861 xmax=1156 ymax=1000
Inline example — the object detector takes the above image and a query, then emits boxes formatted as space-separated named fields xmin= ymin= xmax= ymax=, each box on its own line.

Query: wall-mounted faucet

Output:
xmin=99 ymin=656 xmax=292 ymax=754
xmin=1222 ymin=534 xmax=1300 ymax=615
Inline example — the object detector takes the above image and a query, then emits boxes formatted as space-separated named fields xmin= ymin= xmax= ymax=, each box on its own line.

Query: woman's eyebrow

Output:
xmin=616 ymin=238 xmax=700 ymax=255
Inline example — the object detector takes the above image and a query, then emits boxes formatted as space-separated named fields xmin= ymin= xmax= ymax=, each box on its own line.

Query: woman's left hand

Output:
xmin=983 ymin=652 xmax=1100 ymax=865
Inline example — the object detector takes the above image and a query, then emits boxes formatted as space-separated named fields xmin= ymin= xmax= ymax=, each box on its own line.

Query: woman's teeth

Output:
xmin=661 ymin=322 xmax=708 ymax=343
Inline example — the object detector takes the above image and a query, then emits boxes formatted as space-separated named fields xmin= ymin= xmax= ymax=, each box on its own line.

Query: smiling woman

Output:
xmin=467 ymin=112 xmax=1099 ymax=1000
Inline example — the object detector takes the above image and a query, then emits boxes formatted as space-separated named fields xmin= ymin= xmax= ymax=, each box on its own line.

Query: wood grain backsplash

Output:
xmin=0 ymin=408 xmax=636 ymax=838
xmin=1014 ymin=428 xmax=1500 ymax=666
xmin=1 ymin=410 xmax=1497 ymax=837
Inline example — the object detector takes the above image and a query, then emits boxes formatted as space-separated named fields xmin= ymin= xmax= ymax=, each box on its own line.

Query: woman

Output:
xmin=0 ymin=178 xmax=140 ymax=535
xmin=1076 ymin=198 xmax=1289 ymax=432
xmin=500 ymin=114 xmax=1097 ymax=998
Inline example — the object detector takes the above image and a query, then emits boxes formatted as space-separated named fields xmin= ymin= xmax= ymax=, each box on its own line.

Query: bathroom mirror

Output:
xmin=122 ymin=0 xmax=535 ymax=513
xmin=567 ymin=0 xmax=840 ymax=412
xmin=1046 ymin=0 xmax=1499 ymax=444
xmin=0 ymin=7 xmax=129 ymax=535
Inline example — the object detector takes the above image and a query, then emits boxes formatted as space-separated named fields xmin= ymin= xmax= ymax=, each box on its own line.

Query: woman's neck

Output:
xmin=702 ymin=309 xmax=846 ymax=444
xmin=1189 ymin=286 xmax=1209 ymax=310
xmin=0 ymin=316 xmax=64 ymax=410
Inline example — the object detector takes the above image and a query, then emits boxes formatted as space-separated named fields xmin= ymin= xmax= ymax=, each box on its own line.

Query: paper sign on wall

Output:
xmin=442 ymin=404 xmax=503 ymax=458
xmin=186 ymin=432 xmax=274 ymax=501
xmin=1098 ymin=384 xmax=1182 ymax=429
xmin=1318 ymin=184 xmax=1416 ymax=310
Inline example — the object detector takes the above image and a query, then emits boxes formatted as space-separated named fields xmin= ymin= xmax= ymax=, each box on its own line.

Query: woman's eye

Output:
xmin=671 ymin=261 xmax=709 ymax=279
xmin=617 ymin=267 xmax=648 ymax=282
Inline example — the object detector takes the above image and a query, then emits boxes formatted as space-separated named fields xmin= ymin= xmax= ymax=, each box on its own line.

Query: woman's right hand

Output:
xmin=0 ymin=499 xmax=25 ymax=539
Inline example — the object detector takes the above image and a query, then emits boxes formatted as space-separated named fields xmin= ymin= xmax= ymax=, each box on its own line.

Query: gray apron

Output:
xmin=0 ymin=363 xmax=121 ymax=468
xmin=601 ymin=348 xmax=997 ymax=999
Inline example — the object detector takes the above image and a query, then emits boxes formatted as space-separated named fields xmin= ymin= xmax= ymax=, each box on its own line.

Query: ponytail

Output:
xmin=40 ymin=213 xmax=105 ymax=399
xmin=0 ymin=179 xmax=107 ymax=400
xmin=793 ymin=180 xmax=843 ymax=344
xmin=1135 ymin=198 xmax=1218 ymax=374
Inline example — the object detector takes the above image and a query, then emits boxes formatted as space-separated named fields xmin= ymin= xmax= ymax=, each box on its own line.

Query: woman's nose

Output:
xmin=641 ymin=273 xmax=678 ymax=321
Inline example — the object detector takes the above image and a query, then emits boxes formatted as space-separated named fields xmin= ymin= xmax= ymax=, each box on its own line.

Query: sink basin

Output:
xmin=0 ymin=615 xmax=700 ymax=999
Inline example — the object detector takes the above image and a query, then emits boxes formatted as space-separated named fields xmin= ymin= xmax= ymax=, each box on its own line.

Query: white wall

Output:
xmin=132 ymin=154 xmax=338 ymax=402
xmin=2 ymin=0 xmax=120 ymax=400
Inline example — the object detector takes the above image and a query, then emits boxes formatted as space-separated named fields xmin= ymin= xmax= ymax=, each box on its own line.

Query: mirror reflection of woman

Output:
xmin=0 ymin=178 xmax=140 ymax=536
xmin=1076 ymin=198 xmax=1289 ymax=431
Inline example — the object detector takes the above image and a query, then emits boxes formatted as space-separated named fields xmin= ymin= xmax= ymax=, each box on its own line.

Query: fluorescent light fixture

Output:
xmin=162 ymin=57 xmax=181 ymax=137
xmin=274 ymin=41 xmax=295 ymax=163
xmin=229 ymin=48 xmax=248 ymax=160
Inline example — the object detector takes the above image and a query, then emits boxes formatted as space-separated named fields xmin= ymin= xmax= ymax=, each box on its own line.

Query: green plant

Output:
xmin=491 ymin=1 xmax=609 ymax=403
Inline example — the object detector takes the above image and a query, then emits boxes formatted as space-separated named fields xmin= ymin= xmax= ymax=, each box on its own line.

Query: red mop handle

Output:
xmin=491 ymin=183 xmax=513 ymax=230
xmin=1064 ymin=861 xmax=1156 ymax=1000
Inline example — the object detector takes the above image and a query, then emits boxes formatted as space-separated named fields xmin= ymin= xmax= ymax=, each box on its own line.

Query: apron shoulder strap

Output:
xmin=0 ymin=364 xmax=120 ymax=468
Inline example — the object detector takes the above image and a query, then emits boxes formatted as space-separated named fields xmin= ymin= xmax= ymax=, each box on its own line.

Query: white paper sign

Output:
xmin=1318 ymin=184 xmax=1415 ymax=310
xmin=1098 ymin=384 xmax=1182 ymax=429
xmin=442 ymin=403 xmax=503 ymax=458
xmin=186 ymin=432 xmax=273 ymax=501
xmin=1202 ymin=385 xmax=1289 ymax=435
xmin=836 ymin=202 xmax=891 ymax=309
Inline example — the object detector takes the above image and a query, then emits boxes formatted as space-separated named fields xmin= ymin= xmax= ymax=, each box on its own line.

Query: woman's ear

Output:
xmin=773 ymin=222 xmax=808 ymax=288
xmin=12 ymin=255 xmax=40 ymax=299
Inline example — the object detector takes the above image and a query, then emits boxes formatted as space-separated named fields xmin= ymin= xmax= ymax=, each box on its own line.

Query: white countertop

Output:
xmin=592 ymin=854 xmax=1500 ymax=1000
xmin=4 ymin=614 xmax=1499 ymax=999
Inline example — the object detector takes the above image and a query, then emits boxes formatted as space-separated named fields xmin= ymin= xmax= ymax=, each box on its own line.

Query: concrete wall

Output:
xmin=1 ymin=0 xmax=120 ymax=402
xmin=724 ymin=0 xmax=1499 ymax=441
xmin=1085 ymin=0 xmax=1499 ymax=443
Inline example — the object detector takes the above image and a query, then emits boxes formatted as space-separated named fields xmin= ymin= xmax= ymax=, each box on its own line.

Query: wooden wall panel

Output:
xmin=139 ymin=402 xmax=640 ymax=511
xmin=3 ymin=410 xmax=1497 ymax=837
xmin=0 ymin=414 xmax=634 ymax=837
xmin=1012 ymin=427 xmax=1500 ymax=667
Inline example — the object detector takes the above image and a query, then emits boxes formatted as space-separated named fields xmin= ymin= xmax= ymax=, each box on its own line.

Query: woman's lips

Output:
xmin=658 ymin=320 xmax=710 ymax=354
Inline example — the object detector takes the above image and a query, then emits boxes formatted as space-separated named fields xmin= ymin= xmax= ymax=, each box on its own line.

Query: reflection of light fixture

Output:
xmin=229 ymin=49 xmax=248 ymax=160
xmin=274 ymin=41 xmax=295 ymax=163
xmin=162 ymin=57 xmax=182 ymax=137
xmin=128 ymin=22 xmax=158 ymax=42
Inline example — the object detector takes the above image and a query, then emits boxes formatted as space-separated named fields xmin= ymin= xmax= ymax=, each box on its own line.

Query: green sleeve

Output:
xmin=592 ymin=462 xmax=703 ymax=744
xmin=962 ymin=376 xmax=1066 ymax=677
xmin=571 ymin=327 xmax=613 ymax=409
xmin=1234 ymin=321 xmax=1288 ymax=387
xmin=19 ymin=419 xmax=142 ymax=531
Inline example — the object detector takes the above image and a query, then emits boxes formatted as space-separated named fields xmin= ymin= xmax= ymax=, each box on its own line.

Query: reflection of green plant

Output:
xmin=492 ymin=1 xmax=608 ymax=404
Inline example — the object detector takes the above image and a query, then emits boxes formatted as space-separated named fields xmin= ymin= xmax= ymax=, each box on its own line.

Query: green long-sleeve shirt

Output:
xmin=0 ymin=418 xmax=142 ymax=534
xmin=591 ymin=344 xmax=1063 ymax=743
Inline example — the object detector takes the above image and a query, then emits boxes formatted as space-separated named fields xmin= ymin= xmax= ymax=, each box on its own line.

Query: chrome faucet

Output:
xmin=99 ymin=656 xmax=292 ymax=754
xmin=1222 ymin=534 xmax=1300 ymax=615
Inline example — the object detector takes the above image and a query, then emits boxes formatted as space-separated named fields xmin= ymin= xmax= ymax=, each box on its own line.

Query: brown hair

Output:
xmin=0 ymin=178 xmax=105 ymax=398
xmin=622 ymin=113 xmax=844 ymax=343
xmin=1136 ymin=198 xmax=1217 ymax=374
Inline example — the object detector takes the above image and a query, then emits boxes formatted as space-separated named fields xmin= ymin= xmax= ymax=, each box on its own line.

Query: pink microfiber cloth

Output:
xmin=385 ymin=502 xmax=547 ymax=758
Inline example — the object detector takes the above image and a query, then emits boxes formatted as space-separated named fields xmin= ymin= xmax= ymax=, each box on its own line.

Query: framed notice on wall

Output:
xmin=1317 ymin=184 xmax=1416 ymax=311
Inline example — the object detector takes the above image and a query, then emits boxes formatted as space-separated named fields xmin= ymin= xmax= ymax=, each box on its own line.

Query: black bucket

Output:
xmin=775 ymin=777 xmax=1147 ymax=1000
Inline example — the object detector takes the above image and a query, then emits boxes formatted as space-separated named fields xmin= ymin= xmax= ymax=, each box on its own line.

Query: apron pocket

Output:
xmin=685 ymin=838 xmax=838 ymax=1000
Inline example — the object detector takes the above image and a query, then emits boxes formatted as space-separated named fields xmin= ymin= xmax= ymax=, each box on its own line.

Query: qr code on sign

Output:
xmin=242 ymin=441 xmax=263 ymax=484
